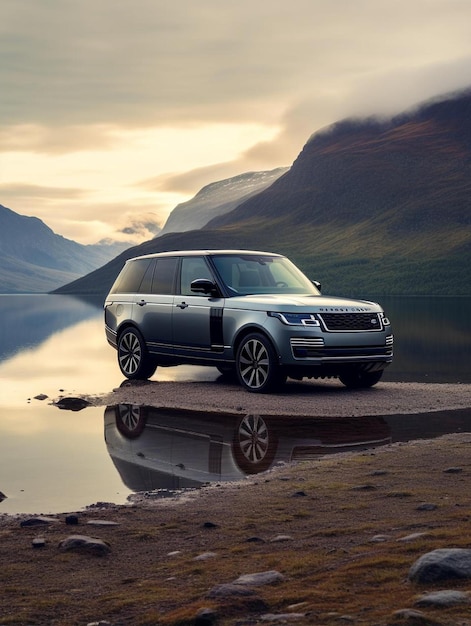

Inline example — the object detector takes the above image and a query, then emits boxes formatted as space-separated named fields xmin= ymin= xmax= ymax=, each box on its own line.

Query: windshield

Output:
xmin=211 ymin=254 xmax=320 ymax=296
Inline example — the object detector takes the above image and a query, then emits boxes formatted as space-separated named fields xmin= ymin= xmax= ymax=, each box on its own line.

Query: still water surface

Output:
xmin=1 ymin=294 xmax=470 ymax=514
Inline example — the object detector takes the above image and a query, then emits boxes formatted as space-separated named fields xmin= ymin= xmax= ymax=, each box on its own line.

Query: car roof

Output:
xmin=127 ymin=249 xmax=283 ymax=262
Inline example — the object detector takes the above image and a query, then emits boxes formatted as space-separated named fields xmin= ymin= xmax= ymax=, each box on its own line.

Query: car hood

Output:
xmin=225 ymin=294 xmax=383 ymax=312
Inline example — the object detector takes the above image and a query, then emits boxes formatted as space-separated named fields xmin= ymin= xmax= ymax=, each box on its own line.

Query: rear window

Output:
xmin=110 ymin=259 xmax=153 ymax=294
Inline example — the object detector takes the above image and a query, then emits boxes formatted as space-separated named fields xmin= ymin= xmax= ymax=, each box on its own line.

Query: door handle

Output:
xmin=137 ymin=299 xmax=147 ymax=306
xmin=176 ymin=301 xmax=188 ymax=309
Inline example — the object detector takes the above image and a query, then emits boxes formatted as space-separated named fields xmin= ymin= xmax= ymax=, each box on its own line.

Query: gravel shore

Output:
xmin=85 ymin=379 xmax=471 ymax=417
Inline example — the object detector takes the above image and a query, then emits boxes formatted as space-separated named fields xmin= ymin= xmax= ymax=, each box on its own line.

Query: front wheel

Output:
xmin=236 ymin=333 xmax=286 ymax=393
xmin=117 ymin=328 xmax=157 ymax=380
xmin=339 ymin=369 xmax=384 ymax=389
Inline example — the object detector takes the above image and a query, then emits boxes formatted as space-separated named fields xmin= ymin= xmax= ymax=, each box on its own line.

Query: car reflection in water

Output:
xmin=104 ymin=405 xmax=392 ymax=495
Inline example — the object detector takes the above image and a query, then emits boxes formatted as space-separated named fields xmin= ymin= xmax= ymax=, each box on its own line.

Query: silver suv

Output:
xmin=104 ymin=250 xmax=393 ymax=393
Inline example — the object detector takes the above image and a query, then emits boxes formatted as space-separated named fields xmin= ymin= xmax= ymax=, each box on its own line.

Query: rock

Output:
xmin=370 ymin=534 xmax=391 ymax=543
xmin=416 ymin=503 xmax=438 ymax=511
xmin=32 ymin=537 xmax=46 ymax=548
xmin=207 ymin=583 xmax=256 ymax=598
xmin=246 ymin=536 xmax=265 ymax=543
xmin=291 ymin=490 xmax=307 ymax=497
xmin=58 ymin=535 xmax=111 ymax=556
xmin=54 ymin=397 xmax=91 ymax=411
xmin=86 ymin=520 xmax=119 ymax=527
xmin=270 ymin=534 xmax=293 ymax=542
xmin=195 ymin=607 xmax=218 ymax=625
xmin=391 ymin=608 xmax=439 ymax=624
xmin=65 ymin=515 xmax=79 ymax=525
xmin=202 ymin=521 xmax=218 ymax=528
xmin=398 ymin=532 xmax=429 ymax=542
xmin=409 ymin=548 xmax=471 ymax=583
xmin=20 ymin=516 xmax=59 ymax=527
xmin=415 ymin=589 xmax=471 ymax=607
xmin=234 ymin=570 xmax=284 ymax=586
xmin=194 ymin=551 xmax=217 ymax=561
xmin=443 ymin=467 xmax=463 ymax=473
xmin=261 ymin=613 xmax=306 ymax=622
xmin=34 ymin=394 xmax=48 ymax=400
xmin=0 ymin=491 xmax=6 ymax=502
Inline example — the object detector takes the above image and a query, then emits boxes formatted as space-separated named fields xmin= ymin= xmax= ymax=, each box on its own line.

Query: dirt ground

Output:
xmin=2 ymin=382 xmax=471 ymax=626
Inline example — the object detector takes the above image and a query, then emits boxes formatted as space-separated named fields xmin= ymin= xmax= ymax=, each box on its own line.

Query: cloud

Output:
xmin=2 ymin=0 xmax=471 ymax=244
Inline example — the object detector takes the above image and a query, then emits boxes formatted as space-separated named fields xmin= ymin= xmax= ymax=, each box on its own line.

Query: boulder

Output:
xmin=409 ymin=548 xmax=471 ymax=583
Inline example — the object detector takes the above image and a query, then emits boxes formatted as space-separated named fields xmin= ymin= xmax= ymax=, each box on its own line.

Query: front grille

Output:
xmin=318 ymin=312 xmax=382 ymax=332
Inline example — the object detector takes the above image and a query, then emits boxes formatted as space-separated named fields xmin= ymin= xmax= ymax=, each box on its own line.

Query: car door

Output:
xmin=173 ymin=256 xmax=224 ymax=358
xmin=133 ymin=256 xmax=178 ymax=359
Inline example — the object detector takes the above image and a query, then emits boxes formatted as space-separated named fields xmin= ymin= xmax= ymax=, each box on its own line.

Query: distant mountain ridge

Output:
xmin=0 ymin=204 xmax=129 ymax=293
xmin=160 ymin=168 xmax=288 ymax=235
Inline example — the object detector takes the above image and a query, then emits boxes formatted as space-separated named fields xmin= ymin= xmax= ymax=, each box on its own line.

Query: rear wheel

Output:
xmin=117 ymin=328 xmax=157 ymax=380
xmin=236 ymin=333 xmax=286 ymax=393
xmin=339 ymin=369 xmax=383 ymax=389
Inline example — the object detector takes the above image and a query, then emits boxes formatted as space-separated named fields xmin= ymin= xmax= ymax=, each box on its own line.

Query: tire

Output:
xmin=117 ymin=327 xmax=157 ymax=380
xmin=235 ymin=333 xmax=286 ymax=393
xmin=339 ymin=369 xmax=384 ymax=389
xmin=232 ymin=414 xmax=278 ymax=474
xmin=115 ymin=404 xmax=147 ymax=439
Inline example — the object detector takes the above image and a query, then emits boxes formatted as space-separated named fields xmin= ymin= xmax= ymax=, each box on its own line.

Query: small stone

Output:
xmin=195 ymin=607 xmax=218 ymax=625
xmin=443 ymin=467 xmax=463 ymax=474
xmin=370 ymin=470 xmax=388 ymax=476
xmin=415 ymin=590 xmax=471 ymax=607
xmin=416 ymin=503 xmax=438 ymax=511
xmin=20 ymin=516 xmax=59 ymax=527
xmin=65 ymin=515 xmax=79 ymax=525
xmin=261 ymin=613 xmax=306 ymax=622
xmin=54 ymin=397 xmax=91 ymax=411
xmin=370 ymin=534 xmax=391 ymax=543
xmin=58 ymin=535 xmax=111 ymax=556
xmin=194 ymin=551 xmax=217 ymax=561
xmin=34 ymin=394 xmax=48 ymax=401
xmin=207 ymin=583 xmax=256 ymax=598
xmin=202 ymin=521 xmax=218 ymax=529
xmin=32 ymin=537 xmax=46 ymax=548
xmin=246 ymin=536 xmax=265 ymax=543
xmin=270 ymin=534 xmax=293 ymax=542
xmin=398 ymin=532 xmax=429 ymax=542
xmin=167 ymin=550 xmax=182 ymax=556
xmin=234 ymin=570 xmax=284 ymax=587
xmin=86 ymin=520 xmax=119 ymax=527
xmin=291 ymin=490 xmax=307 ymax=497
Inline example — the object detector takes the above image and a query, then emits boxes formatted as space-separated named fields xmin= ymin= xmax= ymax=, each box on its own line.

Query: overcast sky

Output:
xmin=1 ymin=0 xmax=471 ymax=244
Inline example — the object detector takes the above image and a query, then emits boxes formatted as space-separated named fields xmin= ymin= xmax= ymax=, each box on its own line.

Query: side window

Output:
xmin=152 ymin=257 xmax=178 ymax=294
xmin=137 ymin=259 xmax=156 ymax=293
xmin=180 ymin=257 xmax=213 ymax=296
xmin=111 ymin=259 xmax=152 ymax=293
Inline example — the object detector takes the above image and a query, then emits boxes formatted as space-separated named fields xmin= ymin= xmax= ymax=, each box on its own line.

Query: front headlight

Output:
xmin=268 ymin=312 xmax=320 ymax=326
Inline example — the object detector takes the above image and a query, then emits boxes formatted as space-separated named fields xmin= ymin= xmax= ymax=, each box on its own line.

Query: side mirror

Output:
xmin=191 ymin=278 xmax=218 ymax=295
xmin=312 ymin=280 xmax=321 ymax=293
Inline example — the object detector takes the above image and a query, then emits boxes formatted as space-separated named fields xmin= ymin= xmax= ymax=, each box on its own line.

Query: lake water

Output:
xmin=1 ymin=294 xmax=470 ymax=514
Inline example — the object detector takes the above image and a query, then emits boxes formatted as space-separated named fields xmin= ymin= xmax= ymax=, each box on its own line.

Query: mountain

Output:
xmin=0 ymin=204 xmax=129 ymax=293
xmin=160 ymin=168 xmax=288 ymax=235
xmin=55 ymin=89 xmax=471 ymax=298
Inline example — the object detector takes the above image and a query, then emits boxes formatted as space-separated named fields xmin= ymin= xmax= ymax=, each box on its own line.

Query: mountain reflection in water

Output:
xmin=104 ymin=405 xmax=392 ymax=494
